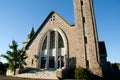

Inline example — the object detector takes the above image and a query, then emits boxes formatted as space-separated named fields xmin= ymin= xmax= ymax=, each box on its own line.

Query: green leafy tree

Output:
xmin=1 ymin=40 xmax=27 ymax=75
xmin=18 ymin=49 xmax=27 ymax=69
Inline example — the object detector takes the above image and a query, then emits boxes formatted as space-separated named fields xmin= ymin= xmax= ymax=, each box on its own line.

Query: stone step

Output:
xmin=15 ymin=70 xmax=57 ymax=79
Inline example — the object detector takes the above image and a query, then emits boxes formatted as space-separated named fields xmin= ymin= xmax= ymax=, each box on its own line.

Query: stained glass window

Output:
xmin=58 ymin=33 xmax=64 ymax=48
xmin=50 ymin=31 xmax=55 ymax=49
xmin=42 ymin=36 xmax=47 ymax=50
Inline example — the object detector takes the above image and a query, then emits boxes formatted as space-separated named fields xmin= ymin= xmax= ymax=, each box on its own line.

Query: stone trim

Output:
xmin=37 ymin=27 xmax=69 ymax=70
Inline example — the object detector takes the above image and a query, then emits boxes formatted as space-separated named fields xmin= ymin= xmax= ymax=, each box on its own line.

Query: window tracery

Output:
xmin=40 ymin=30 xmax=65 ymax=69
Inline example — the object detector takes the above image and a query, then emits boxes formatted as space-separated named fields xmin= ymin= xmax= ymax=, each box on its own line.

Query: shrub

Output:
xmin=74 ymin=66 xmax=90 ymax=80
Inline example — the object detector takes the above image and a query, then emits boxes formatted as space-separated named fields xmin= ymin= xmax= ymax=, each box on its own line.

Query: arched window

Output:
xmin=39 ymin=30 xmax=67 ymax=69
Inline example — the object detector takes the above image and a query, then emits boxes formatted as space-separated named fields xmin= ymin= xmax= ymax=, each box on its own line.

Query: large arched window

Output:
xmin=39 ymin=29 xmax=67 ymax=69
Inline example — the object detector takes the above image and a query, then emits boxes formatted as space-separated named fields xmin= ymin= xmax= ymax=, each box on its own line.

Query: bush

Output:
xmin=112 ymin=63 xmax=119 ymax=72
xmin=74 ymin=66 xmax=90 ymax=80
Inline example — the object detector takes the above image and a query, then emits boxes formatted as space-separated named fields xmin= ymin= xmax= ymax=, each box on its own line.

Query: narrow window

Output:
xmin=85 ymin=36 xmax=87 ymax=44
xmin=31 ymin=59 xmax=34 ymax=65
xmin=58 ymin=33 xmax=64 ymax=48
xmin=50 ymin=31 xmax=55 ymax=49
xmin=83 ymin=17 xmax=85 ymax=23
xmin=49 ymin=56 xmax=55 ymax=68
xmin=42 ymin=36 xmax=47 ymax=50
xmin=81 ymin=0 xmax=83 ymax=5
xmin=86 ymin=60 xmax=89 ymax=68
xmin=41 ymin=57 xmax=46 ymax=69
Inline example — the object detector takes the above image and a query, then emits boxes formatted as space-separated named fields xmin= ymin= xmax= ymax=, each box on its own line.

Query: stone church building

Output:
xmin=21 ymin=0 xmax=108 ymax=79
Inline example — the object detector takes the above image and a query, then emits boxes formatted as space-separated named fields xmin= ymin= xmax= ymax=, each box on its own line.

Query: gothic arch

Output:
xmin=37 ymin=27 xmax=68 ymax=69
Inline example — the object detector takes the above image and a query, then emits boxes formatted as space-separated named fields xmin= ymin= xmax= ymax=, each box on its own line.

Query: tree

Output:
xmin=18 ymin=48 xmax=27 ymax=69
xmin=112 ymin=63 xmax=119 ymax=72
xmin=1 ymin=40 xmax=27 ymax=75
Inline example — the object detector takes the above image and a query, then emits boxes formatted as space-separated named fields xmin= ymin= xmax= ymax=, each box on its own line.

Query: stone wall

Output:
xmin=23 ymin=0 xmax=104 ymax=78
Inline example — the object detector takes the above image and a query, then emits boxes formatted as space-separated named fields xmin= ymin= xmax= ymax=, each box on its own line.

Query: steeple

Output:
xmin=22 ymin=27 xmax=35 ymax=48
xmin=28 ymin=27 xmax=35 ymax=40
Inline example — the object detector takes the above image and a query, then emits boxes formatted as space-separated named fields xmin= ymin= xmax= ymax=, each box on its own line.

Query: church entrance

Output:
xmin=49 ymin=56 xmax=55 ymax=68
xmin=39 ymin=29 xmax=67 ymax=70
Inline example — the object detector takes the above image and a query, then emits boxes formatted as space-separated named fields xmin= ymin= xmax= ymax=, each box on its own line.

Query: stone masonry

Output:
xmin=20 ymin=0 xmax=107 ymax=79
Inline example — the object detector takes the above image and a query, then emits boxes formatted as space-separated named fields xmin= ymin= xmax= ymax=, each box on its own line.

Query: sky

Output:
xmin=0 ymin=0 xmax=120 ymax=63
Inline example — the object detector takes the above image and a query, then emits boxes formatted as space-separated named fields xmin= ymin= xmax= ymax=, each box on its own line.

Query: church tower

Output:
xmin=73 ymin=0 xmax=102 ymax=76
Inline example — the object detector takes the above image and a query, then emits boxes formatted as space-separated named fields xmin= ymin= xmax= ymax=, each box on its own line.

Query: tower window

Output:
xmin=86 ymin=60 xmax=89 ymax=68
xmin=85 ymin=36 xmax=87 ymax=44
xmin=81 ymin=0 xmax=83 ymax=5
xmin=83 ymin=17 xmax=85 ymax=23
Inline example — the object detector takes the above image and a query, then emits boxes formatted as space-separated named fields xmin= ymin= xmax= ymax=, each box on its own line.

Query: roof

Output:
xmin=25 ymin=10 xmax=72 ymax=49
xmin=99 ymin=41 xmax=107 ymax=55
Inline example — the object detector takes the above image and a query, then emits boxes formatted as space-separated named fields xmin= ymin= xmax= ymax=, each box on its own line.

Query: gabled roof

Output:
xmin=25 ymin=10 xmax=72 ymax=49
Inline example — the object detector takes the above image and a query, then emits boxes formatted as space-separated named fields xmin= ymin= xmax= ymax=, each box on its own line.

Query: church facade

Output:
xmin=22 ymin=0 xmax=108 ymax=79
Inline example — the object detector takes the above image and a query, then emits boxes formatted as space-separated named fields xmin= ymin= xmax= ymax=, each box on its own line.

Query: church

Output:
xmin=20 ymin=0 xmax=108 ymax=79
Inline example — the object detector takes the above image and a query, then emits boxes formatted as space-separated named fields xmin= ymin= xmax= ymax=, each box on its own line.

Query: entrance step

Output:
xmin=15 ymin=70 xmax=57 ymax=79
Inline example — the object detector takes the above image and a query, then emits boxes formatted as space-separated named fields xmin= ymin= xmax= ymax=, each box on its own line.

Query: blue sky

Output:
xmin=0 ymin=0 xmax=120 ymax=63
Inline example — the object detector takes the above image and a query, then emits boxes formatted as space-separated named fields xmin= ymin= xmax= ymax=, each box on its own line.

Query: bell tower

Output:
xmin=73 ymin=0 xmax=102 ymax=76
